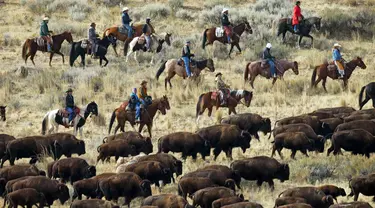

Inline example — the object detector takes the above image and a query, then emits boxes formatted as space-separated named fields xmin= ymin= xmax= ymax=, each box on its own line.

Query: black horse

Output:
xmin=277 ymin=16 xmax=321 ymax=47
xmin=359 ymin=82 xmax=375 ymax=110
xmin=69 ymin=35 xmax=116 ymax=67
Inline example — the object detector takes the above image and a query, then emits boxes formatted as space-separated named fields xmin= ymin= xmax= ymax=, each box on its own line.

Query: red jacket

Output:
xmin=292 ymin=5 xmax=302 ymax=25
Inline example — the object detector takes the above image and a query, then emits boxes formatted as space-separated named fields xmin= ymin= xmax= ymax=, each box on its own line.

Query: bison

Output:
xmin=279 ymin=186 xmax=334 ymax=208
xmin=212 ymin=195 xmax=245 ymax=208
xmin=201 ymin=165 xmax=242 ymax=189
xmin=317 ymin=185 xmax=346 ymax=202
xmin=314 ymin=107 xmax=356 ymax=115
xmin=70 ymin=199 xmax=120 ymax=208
xmin=3 ymin=188 xmax=46 ymax=208
xmin=221 ymin=202 xmax=264 ymax=208
xmin=271 ymin=132 xmax=314 ymax=159
xmin=158 ymin=132 xmax=211 ymax=160
xmin=104 ymin=132 xmax=153 ymax=155
xmin=193 ymin=186 xmax=236 ymax=208
xmin=0 ymin=134 xmax=15 ymax=161
xmin=72 ymin=173 xmax=116 ymax=200
xmin=320 ymin=118 xmax=344 ymax=137
xmin=329 ymin=201 xmax=373 ymax=208
xmin=348 ymin=173 xmax=375 ymax=201
xmin=231 ymin=156 xmax=289 ymax=190
xmin=197 ymin=124 xmax=252 ymax=160
xmin=276 ymin=115 xmax=331 ymax=136
xmin=335 ymin=120 xmax=375 ymax=135
xmin=182 ymin=169 xmax=236 ymax=191
xmin=178 ymin=177 xmax=227 ymax=199
xmin=274 ymin=197 xmax=307 ymax=207
xmin=141 ymin=194 xmax=194 ymax=208
xmin=221 ymin=113 xmax=271 ymax=140
xmin=344 ymin=114 xmax=375 ymax=123
xmin=46 ymin=133 xmax=86 ymax=159
xmin=328 ymin=129 xmax=375 ymax=157
xmin=96 ymin=140 xmax=138 ymax=162
xmin=277 ymin=204 xmax=312 ymax=208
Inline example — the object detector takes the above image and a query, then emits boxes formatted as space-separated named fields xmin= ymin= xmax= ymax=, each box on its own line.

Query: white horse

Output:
xmin=41 ymin=101 xmax=98 ymax=137
xmin=126 ymin=33 xmax=171 ymax=64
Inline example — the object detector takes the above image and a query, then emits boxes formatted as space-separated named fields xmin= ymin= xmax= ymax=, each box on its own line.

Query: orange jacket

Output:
xmin=138 ymin=87 xmax=148 ymax=100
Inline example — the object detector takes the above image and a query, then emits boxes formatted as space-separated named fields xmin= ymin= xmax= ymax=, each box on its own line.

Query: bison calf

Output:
xmin=193 ymin=186 xmax=236 ymax=208
xmin=70 ymin=199 xmax=119 ymax=208
xmin=317 ymin=185 xmax=346 ymax=202
xmin=271 ymin=132 xmax=313 ymax=159
xmin=97 ymin=140 xmax=137 ymax=162
xmin=178 ymin=177 xmax=217 ymax=199
xmin=4 ymin=188 xmax=45 ymax=208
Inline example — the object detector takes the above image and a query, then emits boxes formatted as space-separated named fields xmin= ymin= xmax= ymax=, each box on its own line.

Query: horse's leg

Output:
xmin=165 ymin=72 xmax=176 ymax=90
xmin=30 ymin=53 xmax=36 ymax=66
xmin=343 ymin=79 xmax=348 ymax=91
xmin=138 ymin=123 xmax=145 ymax=134
xmin=282 ymin=32 xmax=286 ymax=43
xmin=147 ymin=124 xmax=152 ymax=138
xmin=235 ymin=43 xmax=241 ymax=53
xmin=228 ymin=44 xmax=235 ymax=58
xmin=55 ymin=51 xmax=65 ymax=64
xmin=271 ymin=78 xmax=277 ymax=88
xmin=49 ymin=52 xmax=55 ymax=67
xmin=322 ymin=78 xmax=328 ymax=92
xmin=103 ymin=56 xmax=109 ymax=67
xmin=307 ymin=34 xmax=314 ymax=47
xmin=99 ymin=57 xmax=103 ymax=67
xmin=360 ymin=96 xmax=371 ymax=110
xmin=298 ymin=36 xmax=303 ymax=47
xmin=208 ymin=106 xmax=213 ymax=117
xmin=125 ymin=51 xmax=132 ymax=62
xmin=250 ymin=75 xmax=256 ymax=89
xmin=79 ymin=127 xmax=83 ymax=138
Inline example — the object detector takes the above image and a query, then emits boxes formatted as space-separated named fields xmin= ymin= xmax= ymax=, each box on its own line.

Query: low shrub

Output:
xmin=176 ymin=9 xmax=196 ymax=21
xmin=168 ymin=0 xmax=184 ymax=12
xmin=142 ymin=3 xmax=171 ymax=20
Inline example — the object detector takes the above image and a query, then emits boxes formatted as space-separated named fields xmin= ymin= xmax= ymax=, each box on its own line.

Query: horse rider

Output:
xmin=215 ymin=73 xmax=231 ymax=106
xmin=88 ymin=22 xmax=99 ymax=58
xmin=221 ymin=8 xmax=233 ymax=43
xmin=40 ymin=16 xmax=53 ymax=52
xmin=138 ymin=80 xmax=152 ymax=107
xmin=263 ymin=43 xmax=277 ymax=78
xmin=181 ymin=41 xmax=195 ymax=78
xmin=332 ymin=43 xmax=345 ymax=79
xmin=292 ymin=1 xmax=304 ymax=33
xmin=143 ymin=17 xmax=152 ymax=51
xmin=65 ymin=88 xmax=75 ymax=127
xmin=122 ymin=7 xmax=133 ymax=39
xmin=128 ymin=88 xmax=141 ymax=123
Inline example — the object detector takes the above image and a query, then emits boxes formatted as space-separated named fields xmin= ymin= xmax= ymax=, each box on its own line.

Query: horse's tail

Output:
xmin=311 ymin=66 xmax=318 ymax=87
xmin=156 ymin=61 xmax=167 ymax=80
xmin=276 ymin=19 xmax=284 ymax=36
xmin=196 ymin=93 xmax=205 ymax=118
xmin=108 ymin=109 xmax=117 ymax=135
xmin=359 ymin=85 xmax=366 ymax=108
xmin=202 ymin=29 xmax=208 ymax=49
xmin=41 ymin=112 xmax=49 ymax=135
xmin=69 ymin=42 xmax=77 ymax=67
xmin=244 ymin=62 xmax=251 ymax=82
xmin=21 ymin=39 xmax=30 ymax=60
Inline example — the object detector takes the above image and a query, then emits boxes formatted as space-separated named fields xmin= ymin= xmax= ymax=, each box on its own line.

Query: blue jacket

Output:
xmin=332 ymin=49 xmax=342 ymax=61
xmin=122 ymin=12 xmax=132 ymax=25
xmin=129 ymin=92 xmax=140 ymax=109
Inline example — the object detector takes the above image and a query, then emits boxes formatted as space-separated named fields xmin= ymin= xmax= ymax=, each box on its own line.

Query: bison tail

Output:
xmin=41 ymin=112 xmax=49 ymax=135
xmin=358 ymin=85 xmax=366 ymax=109
xmin=155 ymin=61 xmax=167 ymax=80
xmin=108 ymin=109 xmax=117 ymax=135
xmin=311 ymin=66 xmax=318 ymax=88
xmin=244 ymin=62 xmax=251 ymax=83
xmin=196 ymin=93 xmax=205 ymax=118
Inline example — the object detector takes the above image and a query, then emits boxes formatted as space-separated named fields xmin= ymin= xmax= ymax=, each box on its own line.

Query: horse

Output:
xmin=108 ymin=96 xmax=170 ymax=137
xmin=0 ymin=106 xmax=6 ymax=121
xmin=311 ymin=57 xmax=367 ymax=92
xmin=244 ymin=60 xmax=299 ymax=89
xmin=156 ymin=58 xmax=215 ymax=90
xmin=125 ymin=33 xmax=171 ymax=64
xmin=21 ymin=31 xmax=73 ymax=66
xmin=196 ymin=90 xmax=253 ymax=123
xmin=277 ymin=17 xmax=321 ymax=47
xmin=41 ymin=101 xmax=98 ymax=137
xmin=202 ymin=21 xmax=253 ymax=57
xmin=103 ymin=23 xmax=155 ymax=56
xmin=359 ymin=82 xmax=375 ymax=110
xmin=69 ymin=35 xmax=117 ymax=67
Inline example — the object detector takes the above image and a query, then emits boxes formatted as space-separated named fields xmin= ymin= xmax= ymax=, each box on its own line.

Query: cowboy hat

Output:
xmin=43 ymin=17 xmax=49 ymax=21
xmin=215 ymin=73 xmax=223 ymax=77
xmin=90 ymin=22 xmax=96 ymax=26
xmin=66 ymin=88 xmax=73 ymax=93
xmin=122 ymin=7 xmax=129 ymax=12
xmin=222 ymin=8 xmax=229 ymax=13
xmin=146 ymin=17 xmax=151 ymax=20
xmin=333 ymin=43 xmax=341 ymax=47
xmin=141 ymin=80 xmax=148 ymax=85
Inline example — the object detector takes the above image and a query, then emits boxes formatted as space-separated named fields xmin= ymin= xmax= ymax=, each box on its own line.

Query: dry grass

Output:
xmin=0 ymin=0 xmax=375 ymax=207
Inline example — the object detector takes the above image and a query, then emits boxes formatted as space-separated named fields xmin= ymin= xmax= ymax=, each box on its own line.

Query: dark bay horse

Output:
xmin=277 ymin=17 xmax=321 ymax=47
xmin=156 ymin=58 xmax=215 ymax=90
xmin=311 ymin=57 xmax=366 ymax=92
xmin=202 ymin=21 xmax=253 ymax=57
xmin=359 ymin=82 xmax=375 ymax=110
xmin=69 ymin=35 xmax=117 ymax=67
xmin=103 ymin=23 xmax=155 ymax=56
xmin=108 ymin=96 xmax=170 ymax=137
xmin=22 ymin=31 xmax=73 ymax=66
xmin=0 ymin=106 xmax=6 ymax=121
xmin=244 ymin=60 xmax=299 ymax=88
xmin=196 ymin=90 xmax=253 ymax=123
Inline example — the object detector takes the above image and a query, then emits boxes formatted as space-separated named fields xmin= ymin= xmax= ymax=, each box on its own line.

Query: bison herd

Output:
xmin=0 ymin=106 xmax=375 ymax=207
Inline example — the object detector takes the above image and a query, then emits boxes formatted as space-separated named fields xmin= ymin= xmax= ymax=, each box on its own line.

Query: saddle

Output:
xmin=177 ymin=58 xmax=196 ymax=68
xmin=138 ymin=36 xmax=146 ymax=45
xmin=211 ymin=89 xmax=230 ymax=101
xmin=118 ymin=25 xmax=135 ymax=35
xmin=80 ymin=39 xmax=89 ymax=49
xmin=36 ymin=37 xmax=45 ymax=47
xmin=57 ymin=107 xmax=80 ymax=118
xmin=215 ymin=27 xmax=224 ymax=37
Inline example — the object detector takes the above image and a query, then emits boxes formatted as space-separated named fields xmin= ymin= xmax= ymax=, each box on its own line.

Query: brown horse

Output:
xmin=103 ymin=23 xmax=155 ymax=56
xmin=202 ymin=21 xmax=253 ymax=57
xmin=21 ymin=31 xmax=73 ymax=66
xmin=0 ymin=106 xmax=6 ymax=121
xmin=244 ymin=60 xmax=299 ymax=89
xmin=196 ymin=90 xmax=253 ymax=123
xmin=155 ymin=58 xmax=215 ymax=90
xmin=108 ymin=96 xmax=170 ymax=137
xmin=311 ymin=57 xmax=367 ymax=92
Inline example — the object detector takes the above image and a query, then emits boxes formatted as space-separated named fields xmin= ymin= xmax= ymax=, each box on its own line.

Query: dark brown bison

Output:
xmin=0 ymin=134 xmax=15 ymax=161
xmin=271 ymin=132 xmax=314 ymax=159
xmin=70 ymin=199 xmax=120 ymax=208
xmin=98 ymin=172 xmax=152 ymax=207
xmin=329 ymin=201 xmax=373 ymax=208
xmin=320 ymin=118 xmax=344 ymax=137
xmin=279 ymin=186 xmax=334 ymax=208
xmin=193 ymin=186 xmax=236 ymax=208
xmin=182 ymin=169 xmax=236 ymax=191
xmin=317 ymin=185 xmax=346 ymax=202
xmin=197 ymin=124 xmax=252 ymax=160
xmin=230 ymin=156 xmax=289 ymax=190
xmin=103 ymin=132 xmax=153 ymax=155
xmin=276 ymin=115 xmax=331 ymax=136
xmin=48 ymin=157 xmax=96 ymax=184
xmin=351 ymin=109 xmax=375 ymax=115
xmin=11 ymin=176 xmax=70 ymax=206
xmin=270 ymin=124 xmax=326 ymax=153
xmin=344 ymin=114 xmax=375 ymax=123
xmin=72 ymin=173 xmax=116 ymax=200
xmin=328 ymin=129 xmax=375 ymax=157
xmin=314 ymin=107 xmax=356 ymax=115
xmin=221 ymin=113 xmax=271 ymax=140
xmin=47 ymin=133 xmax=86 ymax=159
xmin=3 ymin=188 xmax=46 ymax=208
xmin=137 ymin=153 xmax=183 ymax=182
xmin=348 ymin=173 xmax=375 ymax=201
xmin=221 ymin=202 xmax=264 ymax=208
xmin=307 ymin=111 xmax=334 ymax=120
xmin=274 ymin=197 xmax=307 ymax=207
xmin=96 ymin=140 xmax=138 ymax=162
xmin=178 ymin=177 xmax=221 ymax=199
xmin=336 ymin=120 xmax=375 ymax=135
xmin=201 ymin=165 xmax=242 ymax=189
xmin=124 ymin=161 xmax=172 ymax=189
xmin=277 ymin=204 xmax=312 ymax=208
xmin=3 ymin=176 xmax=36 ymax=197
xmin=212 ymin=195 xmax=245 ymax=208
xmin=141 ymin=194 xmax=194 ymax=208
xmin=157 ymin=132 xmax=211 ymax=160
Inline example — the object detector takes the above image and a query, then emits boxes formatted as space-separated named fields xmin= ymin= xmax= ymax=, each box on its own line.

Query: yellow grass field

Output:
xmin=0 ymin=0 xmax=375 ymax=207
